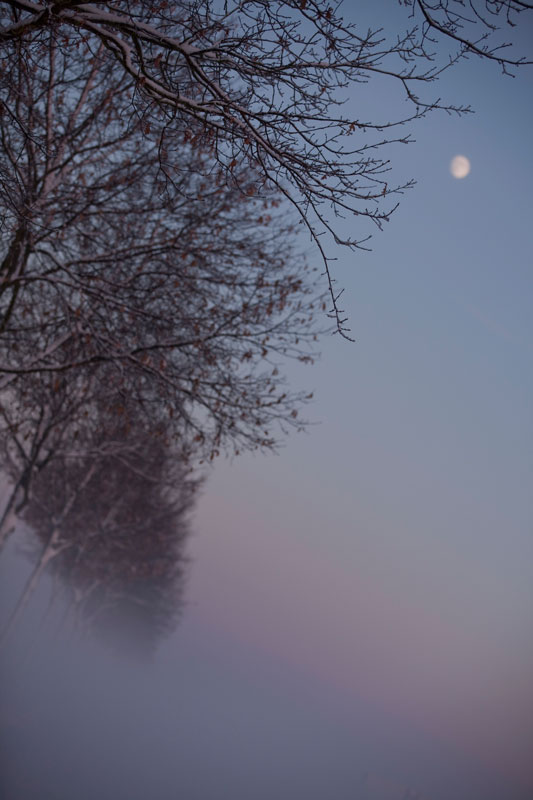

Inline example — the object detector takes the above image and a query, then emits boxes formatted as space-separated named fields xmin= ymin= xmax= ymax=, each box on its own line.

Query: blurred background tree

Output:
xmin=1 ymin=400 xmax=197 ymax=655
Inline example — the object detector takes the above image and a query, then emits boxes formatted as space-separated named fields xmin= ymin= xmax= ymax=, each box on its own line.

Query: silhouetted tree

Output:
xmin=0 ymin=30 xmax=323 ymax=456
xmin=1 ymin=1 xmax=531 ymax=335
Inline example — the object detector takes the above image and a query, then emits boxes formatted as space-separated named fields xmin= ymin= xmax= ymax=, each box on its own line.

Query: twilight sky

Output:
xmin=1 ymin=4 xmax=532 ymax=800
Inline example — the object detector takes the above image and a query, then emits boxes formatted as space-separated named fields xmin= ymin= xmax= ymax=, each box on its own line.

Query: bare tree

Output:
xmin=0 ymin=31 xmax=324 ymax=457
xmin=1 ymin=0 xmax=531 ymax=335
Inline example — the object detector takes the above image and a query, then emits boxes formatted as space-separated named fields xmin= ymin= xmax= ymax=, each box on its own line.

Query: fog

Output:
xmin=1 ymin=4 xmax=532 ymax=800
xmin=2 ymin=505 xmax=531 ymax=800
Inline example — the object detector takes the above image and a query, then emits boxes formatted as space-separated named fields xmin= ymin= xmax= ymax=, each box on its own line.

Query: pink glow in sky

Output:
xmin=190 ymin=477 xmax=533 ymax=793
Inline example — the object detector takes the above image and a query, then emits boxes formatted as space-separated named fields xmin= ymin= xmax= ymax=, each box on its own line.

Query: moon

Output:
xmin=450 ymin=155 xmax=471 ymax=179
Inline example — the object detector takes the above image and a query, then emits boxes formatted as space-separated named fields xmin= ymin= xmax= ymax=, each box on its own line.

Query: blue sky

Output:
xmin=182 ymin=6 xmax=533 ymax=798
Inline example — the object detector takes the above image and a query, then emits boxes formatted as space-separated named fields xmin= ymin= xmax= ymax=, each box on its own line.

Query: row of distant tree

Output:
xmin=0 ymin=1 xmax=531 ymax=654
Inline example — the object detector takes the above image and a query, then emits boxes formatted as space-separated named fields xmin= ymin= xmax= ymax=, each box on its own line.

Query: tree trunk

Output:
xmin=0 ymin=477 xmax=25 ymax=552
xmin=0 ymin=461 xmax=96 ymax=644
xmin=0 ymin=527 xmax=64 ymax=644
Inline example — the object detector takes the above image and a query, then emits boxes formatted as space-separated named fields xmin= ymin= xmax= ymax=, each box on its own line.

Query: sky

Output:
xmin=1 ymin=4 xmax=532 ymax=800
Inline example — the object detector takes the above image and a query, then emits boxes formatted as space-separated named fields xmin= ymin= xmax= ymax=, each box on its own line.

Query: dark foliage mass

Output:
xmin=1 ymin=401 xmax=197 ymax=654
xmin=24 ymin=411 xmax=196 ymax=656
xmin=0 ymin=0 xmax=531 ymax=651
